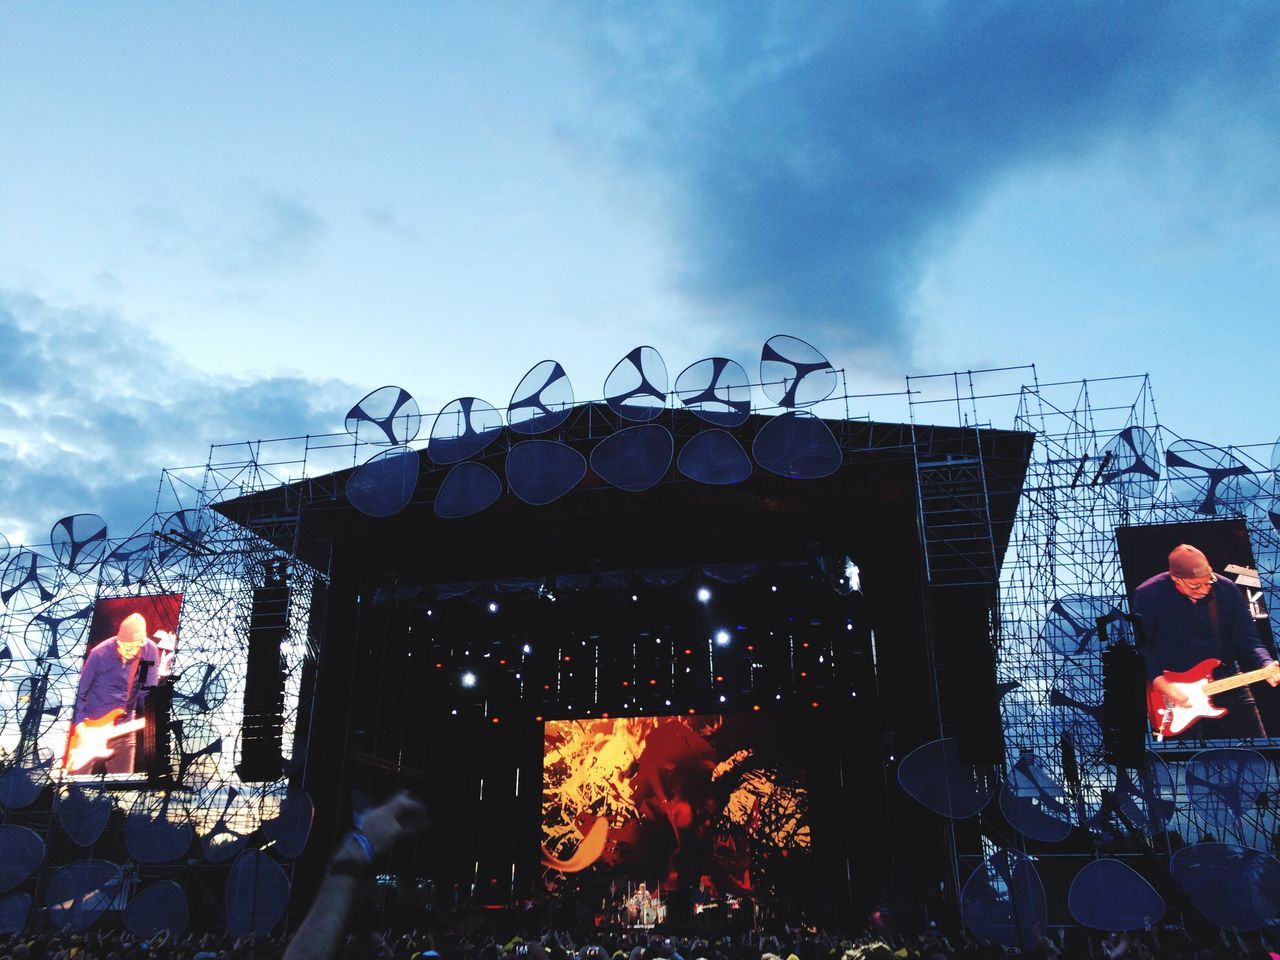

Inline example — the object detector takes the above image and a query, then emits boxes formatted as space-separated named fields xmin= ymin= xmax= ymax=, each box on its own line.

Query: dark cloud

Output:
xmin=560 ymin=2 xmax=1280 ymax=357
xmin=0 ymin=290 xmax=354 ymax=547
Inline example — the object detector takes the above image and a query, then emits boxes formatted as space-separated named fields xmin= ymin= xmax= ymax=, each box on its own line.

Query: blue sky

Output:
xmin=2 ymin=2 xmax=1278 ymax=546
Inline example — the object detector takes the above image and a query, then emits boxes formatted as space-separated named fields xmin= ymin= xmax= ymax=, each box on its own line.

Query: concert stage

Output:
xmin=216 ymin=408 xmax=1034 ymax=929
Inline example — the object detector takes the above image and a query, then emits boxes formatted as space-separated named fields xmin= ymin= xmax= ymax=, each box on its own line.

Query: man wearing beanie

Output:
xmin=68 ymin=612 xmax=162 ymax=773
xmin=1134 ymin=544 xmax=1280 ymax=737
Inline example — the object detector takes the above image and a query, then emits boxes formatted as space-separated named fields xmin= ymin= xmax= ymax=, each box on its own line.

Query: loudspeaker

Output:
xmin=931 ymin=585 xmax=1004 ymax=765
xmin=238 ymin=585 xmax=288 ymax=782
xmin=1102 ymin=642 xmax=1146 ymax=769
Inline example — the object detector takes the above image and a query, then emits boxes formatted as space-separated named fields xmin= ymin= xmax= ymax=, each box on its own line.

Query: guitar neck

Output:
xmin=1204 ymin=666 xmax=1276 ymax=697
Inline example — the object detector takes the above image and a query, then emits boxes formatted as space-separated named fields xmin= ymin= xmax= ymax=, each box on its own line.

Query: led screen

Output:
xmin=1117 ymin=521 xmax=1278 ymax=741
xmin=64 ymin=594 xmax=183 ymax=777
xmin=542 ymin=713 xmax=809 ymax=925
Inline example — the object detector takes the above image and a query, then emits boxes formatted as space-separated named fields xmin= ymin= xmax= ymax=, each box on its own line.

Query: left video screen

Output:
xmin=63 ymin=594 xmax=182 ymax=777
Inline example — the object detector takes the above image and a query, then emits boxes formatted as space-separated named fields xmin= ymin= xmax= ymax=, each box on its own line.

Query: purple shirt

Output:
xmin=73 ymin=636 xmax=160 ymax=725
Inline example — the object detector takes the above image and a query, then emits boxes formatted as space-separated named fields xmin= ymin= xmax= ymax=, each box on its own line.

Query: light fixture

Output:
xmin=488 ymin=601 xmax=499 ymax=614
xmin=461 ymin=671 xmax=477 ymax=688
xmin=714 ymin=630 xmax=731 ymax=646
xmin=696 ymin=586 xmax=711 ymax=603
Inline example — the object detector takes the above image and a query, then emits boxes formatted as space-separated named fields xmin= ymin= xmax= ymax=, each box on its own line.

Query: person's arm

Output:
xmin=1223 ymin=582 xmax=1280 ymax=684
xmin=283 ymin=790 xmax=429 ymax=960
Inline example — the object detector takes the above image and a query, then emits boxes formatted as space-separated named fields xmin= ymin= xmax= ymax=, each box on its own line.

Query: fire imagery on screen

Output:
xmin=64 ymin=594 xmax=183 ymax=777
xmin=541 ymin=713 xmax=809 ymax=913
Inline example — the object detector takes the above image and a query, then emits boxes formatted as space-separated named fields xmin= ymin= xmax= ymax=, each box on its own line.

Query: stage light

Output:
xmin=845 ymin=558 xmax=861 ymax=592
xmin=522 ymin=643 xmax=532 ymax=654
xmin=753 ymin=704 xmax=760 ymax=712
xmin=451 ymin=708 xmax=458 ymax=716
xmin=632 ymin=594 xmax=639 ymax=602
xmin=714 ymin=630 xmax=731 ymax=646
xmin=461 ymin=671 xmax=477 ymax=688
xmin=491 ymin=717 xmax=500 ymax=724
xmin=719 ymin=695 xmax=726 ymax=703
xmin=488 ymin=601 xmax=498 ymax=613
xmin=427 ymin=609 xmax=433 ymax=616
xmin=696 ymin=586 xmax=711 ymax=603
xmin=665 ymin=699 xmax=671 ymax=706
xmin=846 ymin=620 xmax=854 ymax=631
xmin=770 ymin=585 xmax=777 ymax=592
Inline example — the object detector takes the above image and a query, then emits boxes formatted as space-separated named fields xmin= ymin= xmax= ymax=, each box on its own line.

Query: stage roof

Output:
xmin=212 ymin=408 xmax=1035 ymax=588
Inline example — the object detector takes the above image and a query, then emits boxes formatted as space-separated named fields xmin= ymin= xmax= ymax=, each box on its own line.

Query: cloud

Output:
xmin=556 ymin=2 xmax=1280 ymax=358
xmin=0 ymin=290 xmax=355 ymax=547
xmin=132 ymin=182 xmax=325 ymax=276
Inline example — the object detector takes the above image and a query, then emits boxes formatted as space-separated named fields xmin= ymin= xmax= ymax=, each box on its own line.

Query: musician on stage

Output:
xmin=68 ymin=612 xmax=171 ymax=773
xmin=1134 ymin=544 xmax=1279 ymax=737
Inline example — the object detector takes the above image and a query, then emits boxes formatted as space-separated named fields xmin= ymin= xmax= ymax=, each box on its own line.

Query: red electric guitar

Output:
xmin=64 ymin=708 xmax=146 ymax=772
xmin=1147 ymin=658 xmax=1280 ymax=738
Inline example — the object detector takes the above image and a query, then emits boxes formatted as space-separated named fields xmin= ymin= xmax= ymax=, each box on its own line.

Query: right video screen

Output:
xmin=1117 ymin=519 xmax=1279 ymax=741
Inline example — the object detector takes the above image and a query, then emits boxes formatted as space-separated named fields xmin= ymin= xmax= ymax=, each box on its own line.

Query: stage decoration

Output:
xmin=261 ymin=788 xmax=314 ymax=859
xmin=960 ymin=849 xmax=1047 ymax=949
xmin=0 ymin=531 xmax=9 ymax=565
xmin=1164 ymin=440 xmax=1252 ymax=516
xmin=897 ymin=738 xmax=996 ymax=820
xmin=752 ymin=412 xmax=842 ymax=480
xmin=1170 ymin=843 xmax=1280 ymax=932
xmin=51 ymin=514 xmax=108 ymax=573
xmin=156 ymin=509 xmax=210 ymax=566
xmin=508 ymin=360 xmax=573 ymax=435
xmin=56 ymin=784 xmax=113 ymax=847
xmin=0 ymin=825 xmax=44 ymax=893
xmin=605 ymin=346 xmax=668 ymax=422
xmin=677 ymin=430 xmax=753 ymax=485
xmin=675 ymin=357 xmax=751 ymax=426
xmin=0 ymin=747 xmax=54 ymax=809
xmin=124 ymin=880 xmax=189 ymax=939
xmin=428 ymin=397 xmax=503 ymax=465
xmin=1040 ymin=595 xmax=1125 ymax=659
xmin=760 ymin=335 xmax=837 ymax=409
xmin=0 ymin=893 xmax=30 ymax=935
xmin=344 ymin=386 xmax=422 ymax=445
xmin=1185 ymin=748 xmax=1273 ymax=828
xmin=1098 ymin=426 xmax=1160 ymax=500
xmin=124 ymin=792 xmax=194 ymax=863
xmin=348 ymin=445 xmax=419 ymax=518
xmin=435 ymin=462 xmax=503 ymax=518
xmin=1067 ymin=859 xmax=1165 ymax=931
xmin=1 ymin=549 xmax=59 ymax=612
xmin=506 ymin=440 xmax=586 ymax=505
xmin=225 ymin=849 xmax=290 ymax=936
xmin=998 ymin=753 xmax=1073 ymax=843
xmin=201 ymin=785 xmax=252 ymax=862
xmin=589 ymin=425 xmax=673 ymax=492
xmin=103 ymin=533 xmax=153 ymax=587
xmin=174 ymin=663 xmax=229 ymax=715
xmin=24 ymin=598 xmax=92 ymax=660
xmin=1112 ymin=753 xmax=1176 ymax=835
xmin=45 ymin=860 xmax=123 ymax=932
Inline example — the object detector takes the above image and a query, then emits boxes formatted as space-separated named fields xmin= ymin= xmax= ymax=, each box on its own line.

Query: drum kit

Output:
xmin=621 ymin=883 xmax=666 ymax=928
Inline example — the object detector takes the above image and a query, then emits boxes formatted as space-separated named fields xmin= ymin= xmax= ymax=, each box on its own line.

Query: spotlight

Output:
xmin=461 ymin=671 xmax=477 ymax=688
xmin=714 ymin=630 xmax=731 ymax=646
xmin=522 ymin=643 xmax=532 ymax=654
xmin=632 ymin=594 xmax=639 ymax=602
xmin=488 ymin=601 xmax=499 ymax=614
xmin=770 ymin=585 xmax=777 ymax=592
xmin=696 ymin=587 xmax=711 ymax=603
xmin=719 ymin=694 xmax=726 ymax=703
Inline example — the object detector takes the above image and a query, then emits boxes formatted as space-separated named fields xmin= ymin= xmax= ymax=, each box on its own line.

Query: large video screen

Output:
xmin=63 ymin=594 xmax=182 ymax=777
xmin=1117 ymin=521 xmax=1278 ymax=741
xmin=541 ymin=713 xmax=809 ymax=926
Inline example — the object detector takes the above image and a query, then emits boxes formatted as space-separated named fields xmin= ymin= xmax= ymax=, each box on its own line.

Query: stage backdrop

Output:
xmin=541 ymin=712 xmax=809 ymax=911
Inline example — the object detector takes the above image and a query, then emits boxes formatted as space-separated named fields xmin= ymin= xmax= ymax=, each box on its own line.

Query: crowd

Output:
xmin=3 ymin=922 xmax=1280 ymax=960
xmin=3 ymin=793 xmax=1277 ymax=960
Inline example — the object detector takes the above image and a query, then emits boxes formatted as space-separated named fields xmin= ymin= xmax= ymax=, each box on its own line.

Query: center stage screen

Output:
xmin=541 ymin=713 xmax=809 ymax=915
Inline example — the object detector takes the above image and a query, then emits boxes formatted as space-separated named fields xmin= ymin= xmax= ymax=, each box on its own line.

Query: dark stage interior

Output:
xmin=216 ymin=411 xmax=1034 ymax=930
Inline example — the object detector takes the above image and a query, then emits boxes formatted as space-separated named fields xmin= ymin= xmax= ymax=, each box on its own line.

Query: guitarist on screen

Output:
xmin=1135 ymin=544 xmax=1280 ymax=738
xmin=66 ymin=612 xmax=172 ymax=773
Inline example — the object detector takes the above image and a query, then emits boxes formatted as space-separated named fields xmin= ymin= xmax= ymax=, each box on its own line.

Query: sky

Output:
xmin=2 ymin=2 xmax=1279 ymax=547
